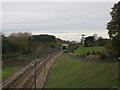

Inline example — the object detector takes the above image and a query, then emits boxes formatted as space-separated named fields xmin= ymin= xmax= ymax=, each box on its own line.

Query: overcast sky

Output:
xmin=2 ymin=2 xmax=114 ymax=41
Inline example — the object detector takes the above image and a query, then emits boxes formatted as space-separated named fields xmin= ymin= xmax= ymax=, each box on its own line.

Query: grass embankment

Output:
xmin=2 ymin=66 xmax=23 ymax=81
xmin=2 ymin=54 xmax=36 ymax=81
xmin=46 ymin=54 xmax=119 ymax=88
xmin=73 ymin=45 xmax=106 ymax=55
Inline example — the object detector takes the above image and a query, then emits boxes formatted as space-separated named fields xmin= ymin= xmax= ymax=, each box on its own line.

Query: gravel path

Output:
xmin=35 ymin=51 xmax=63 ymax=88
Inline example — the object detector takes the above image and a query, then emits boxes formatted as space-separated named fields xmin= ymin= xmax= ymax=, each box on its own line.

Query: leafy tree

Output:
xmin=106 ymin=1 xmax=120 ymax=57
xmin=84 ymin=36 xmax=94 ymax=47
xmin=30 ymin=34 xmax=56 ymax=42
xmin=9 ymin=32 xmax=31 ymax=38
xmin=93 ymin=34 xmax=98 ymax=41
xmin=81 ymin=34 xmax=85 ymax=44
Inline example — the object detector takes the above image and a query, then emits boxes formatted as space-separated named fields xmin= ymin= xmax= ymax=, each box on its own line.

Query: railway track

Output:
xmin=2 ymin=50 xmax=62 ymax=89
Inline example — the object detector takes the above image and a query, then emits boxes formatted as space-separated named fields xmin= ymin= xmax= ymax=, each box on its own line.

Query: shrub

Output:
xmin=87 ymin=52 xmax=90 ymax=55
xmin=92 ymin=51 xmax=95 ymax=54
xmin=99 ymin=54 xmax=107 ymax=59
xmin=97 ymin=51 xmax=100 ymax=54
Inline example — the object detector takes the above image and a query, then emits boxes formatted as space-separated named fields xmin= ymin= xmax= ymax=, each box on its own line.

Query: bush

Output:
xmin=3 ymin=53 xmax=17 ymax=59
xmin=106 ymin=49 xmax=118 ymax=58
xmin=86 ymin=52 xmax=90 ymax=55
xmin=68 ymin=43 xmax=79 ymax=52
xmin=99 ymin=54 xmax=107 ymax=59
xmin=97 ymin=51 xmax=100 ymax=54
xmin=92 ymin=51 xmax=95 ymax=54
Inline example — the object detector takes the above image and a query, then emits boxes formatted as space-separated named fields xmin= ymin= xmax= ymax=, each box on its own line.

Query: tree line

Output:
xmin=81 ymin=34 xmax=111 ymax=48
xmin=2 ymin=32 xmax=59 ymax=59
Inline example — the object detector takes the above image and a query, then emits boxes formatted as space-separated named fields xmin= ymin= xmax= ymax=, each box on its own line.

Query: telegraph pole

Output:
xmin=34 ymin=60 xmax=36 ymax=89
xmin=44 ymin=56 xmax=46 ymax=74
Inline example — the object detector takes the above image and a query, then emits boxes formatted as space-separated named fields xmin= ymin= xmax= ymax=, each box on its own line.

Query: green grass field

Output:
xmin=2 ymin=54 xmax=36 ymax=81
xmin=73 ymin=45 xmax=106 ymax=55
xmin=46 ymin=54 xmax=119 ymax=88
xmin=2 ymin=66 xmax=23 ymax=81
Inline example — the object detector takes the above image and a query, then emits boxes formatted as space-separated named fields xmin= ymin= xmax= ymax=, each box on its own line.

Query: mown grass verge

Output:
xmin=46 ymin=54 xmax=119 ymax=88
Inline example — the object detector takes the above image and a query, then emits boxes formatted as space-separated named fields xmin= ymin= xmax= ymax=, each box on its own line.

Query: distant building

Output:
xmin=61 ymin=44 xmax=69 ymax=50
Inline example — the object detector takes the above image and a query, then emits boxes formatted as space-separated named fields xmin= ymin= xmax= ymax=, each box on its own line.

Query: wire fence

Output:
xmin=67 ymin=54 xmax=119 ymax=63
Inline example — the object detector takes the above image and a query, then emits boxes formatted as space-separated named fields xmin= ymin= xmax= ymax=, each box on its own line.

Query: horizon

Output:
xmin=2 ymin=31 xmax=110 ymax=42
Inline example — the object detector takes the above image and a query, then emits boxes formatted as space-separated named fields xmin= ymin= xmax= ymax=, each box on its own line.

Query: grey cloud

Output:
xmin=2 ymin=2 xmax=114 ymax=40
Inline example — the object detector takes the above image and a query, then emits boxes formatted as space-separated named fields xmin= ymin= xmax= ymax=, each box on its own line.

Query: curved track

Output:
xmin=2 ymin=50 xmax=62 ymax=89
